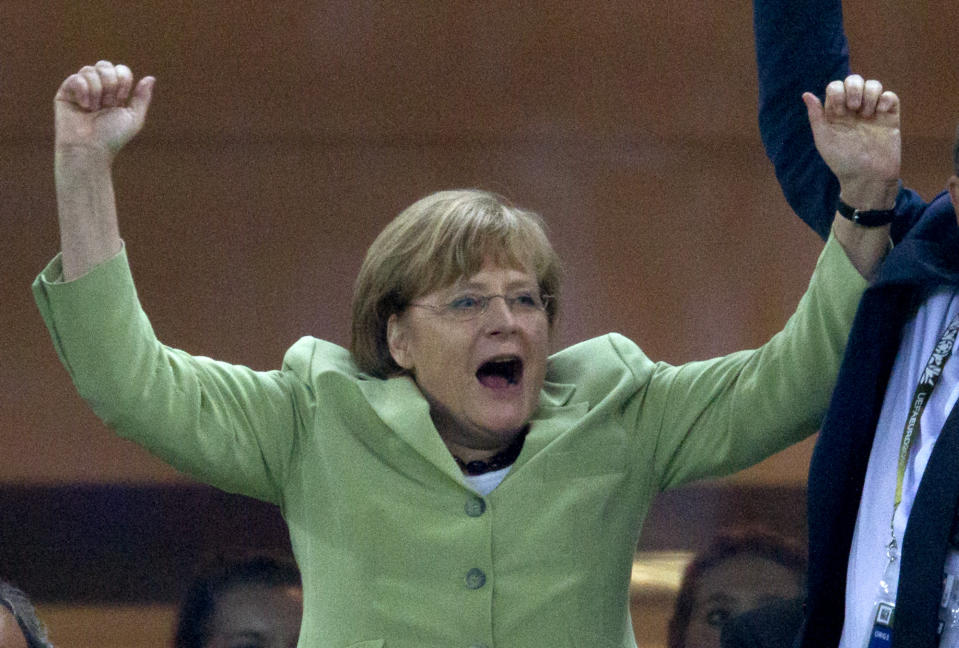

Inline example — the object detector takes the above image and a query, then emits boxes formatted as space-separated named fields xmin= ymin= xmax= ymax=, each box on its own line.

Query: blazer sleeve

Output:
xmin=32 ymin=248 xmax=313 ymax=505
xmin=634 ymin=233 xmax=867 ymax=489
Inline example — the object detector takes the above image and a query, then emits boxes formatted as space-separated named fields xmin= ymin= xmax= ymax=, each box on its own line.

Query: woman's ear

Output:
xmin=387 ymin=313 xmax=413 ymax=370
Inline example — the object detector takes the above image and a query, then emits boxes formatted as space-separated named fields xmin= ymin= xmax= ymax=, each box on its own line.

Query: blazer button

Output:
xmin=465 ymin=568 xmax=487 ymax=590
xmin=465 ymin=496 xmax=486 ymax=517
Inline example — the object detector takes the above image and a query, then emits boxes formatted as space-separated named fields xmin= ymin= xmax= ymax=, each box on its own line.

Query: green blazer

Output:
xmin=33 ymin=234 xmax=864 ymax=648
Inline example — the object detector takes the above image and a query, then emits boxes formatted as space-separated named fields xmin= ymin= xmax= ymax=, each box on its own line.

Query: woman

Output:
xmin=174 ymin=553 xmax=302 ymax=648
xmin=34 ymin=62 xmax=898 ymax=647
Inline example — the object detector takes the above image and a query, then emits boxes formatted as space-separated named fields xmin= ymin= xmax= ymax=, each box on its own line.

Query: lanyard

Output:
xmin=866 ymin=310 xmax=959 ymax=647
xmin=888 ymin=311 xmax=959 ymax=549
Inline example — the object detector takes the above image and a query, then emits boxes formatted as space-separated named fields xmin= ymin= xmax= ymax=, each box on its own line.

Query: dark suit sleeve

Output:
xmin=753 ymin=0 xmax=850 ymax=240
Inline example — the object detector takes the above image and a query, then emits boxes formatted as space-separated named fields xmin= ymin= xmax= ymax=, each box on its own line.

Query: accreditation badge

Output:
xmin=866 ymin=601 xmax=895 ymax=648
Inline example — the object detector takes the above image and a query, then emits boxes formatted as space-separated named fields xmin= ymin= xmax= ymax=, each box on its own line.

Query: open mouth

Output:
xmin=476 ymin=356 xmax=523 ymax=389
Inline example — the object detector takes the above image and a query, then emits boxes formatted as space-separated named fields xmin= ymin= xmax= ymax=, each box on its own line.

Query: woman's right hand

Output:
xmin=54 ymin=61 xmax=155 ymax=163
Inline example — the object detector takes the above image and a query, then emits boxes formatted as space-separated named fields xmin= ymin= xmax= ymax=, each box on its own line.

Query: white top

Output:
xmin=841 ymin=288 xmax=959 ymax=647
xmin=463 ymin=465 xmax=511 ymax=496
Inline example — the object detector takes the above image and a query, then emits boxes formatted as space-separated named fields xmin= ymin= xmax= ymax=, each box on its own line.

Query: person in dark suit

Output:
xmin=753 ymin=0 xmax=959 ymax=646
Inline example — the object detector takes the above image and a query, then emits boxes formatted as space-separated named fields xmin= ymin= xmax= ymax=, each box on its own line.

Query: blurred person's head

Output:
xmin=173 ymin=552 xmax=302 ymax=648
xmin=0 ymin=580 xmax=53 ymax=648
xmin=666 ymin=527 xmax=806 ymax=648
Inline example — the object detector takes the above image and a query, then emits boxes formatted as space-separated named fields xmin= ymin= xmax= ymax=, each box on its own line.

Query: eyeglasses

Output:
xmin=409 ymin=291 xmax=552 ymax=322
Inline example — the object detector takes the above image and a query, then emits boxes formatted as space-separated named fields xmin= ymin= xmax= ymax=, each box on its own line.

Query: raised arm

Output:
xmin=39 ymin=63 xmax=306 ymax=503
xmin=54 ymin=61 xmax=154 ymax=280
xmin=808 ymin=75 xmax=900 ymax=280
xmin=753 ymin=0 xmax=925 ymax=242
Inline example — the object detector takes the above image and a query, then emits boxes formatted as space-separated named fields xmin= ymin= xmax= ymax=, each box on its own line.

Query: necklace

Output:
xmin=454 ymin=429 xmax=528 ymax=475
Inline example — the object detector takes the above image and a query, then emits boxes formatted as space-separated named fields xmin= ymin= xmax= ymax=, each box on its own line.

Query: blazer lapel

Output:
xmin=517 ymin=380 xmax=587 ymax=472
xmin=357 ymin=375 xmax=464 ymax=484
xmin=896 ymin=407 xmax=959 ymax=647
xmin=357 ymin=376 xmax=586 ymax=486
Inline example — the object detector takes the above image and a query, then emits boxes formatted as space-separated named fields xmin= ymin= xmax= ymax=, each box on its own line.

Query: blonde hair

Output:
xmin=350 ymin=189 xmax=562 ymax=377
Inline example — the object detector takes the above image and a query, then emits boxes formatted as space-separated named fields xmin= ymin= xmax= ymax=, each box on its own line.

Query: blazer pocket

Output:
xmin=542 ymin=445 xmax=626 ymax=482
xmin=346 ymin=641 xmax=384 ymax=648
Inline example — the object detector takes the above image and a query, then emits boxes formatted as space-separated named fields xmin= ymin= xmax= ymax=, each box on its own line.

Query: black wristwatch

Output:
xmin=836 ymin=183 xmax=900 ymax=227
xmin=836 ymin=200 xmax=895 ymax=227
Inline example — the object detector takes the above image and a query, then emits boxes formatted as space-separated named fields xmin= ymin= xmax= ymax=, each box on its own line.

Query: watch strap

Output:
xmin=836 ymin=199 xmax=896 ymax=227
xmin=836 ymin=182 xmax=901 ymax=227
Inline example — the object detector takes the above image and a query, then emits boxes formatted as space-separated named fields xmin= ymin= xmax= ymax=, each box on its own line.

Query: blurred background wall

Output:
xmin=1 ymin=1 xmax=955 ymax=646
